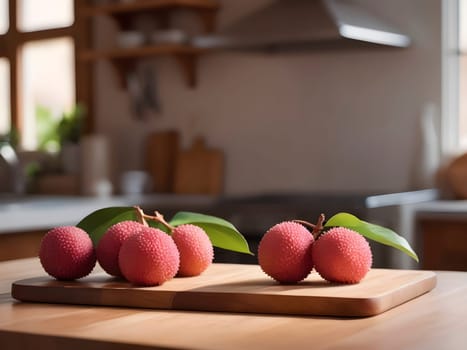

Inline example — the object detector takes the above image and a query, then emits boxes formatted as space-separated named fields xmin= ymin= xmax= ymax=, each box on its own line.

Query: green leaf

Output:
xmin=169 ymin=211 xmax=253 ymax=255
xmin=325 ymin=212 xmax=419 ymax=262
xmin=77 ymin=207 xmax=136 ymax=245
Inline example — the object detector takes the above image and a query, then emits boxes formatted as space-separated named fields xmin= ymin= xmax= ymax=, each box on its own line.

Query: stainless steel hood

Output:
xmin=193 ymin=0 xmax=411 ymax=51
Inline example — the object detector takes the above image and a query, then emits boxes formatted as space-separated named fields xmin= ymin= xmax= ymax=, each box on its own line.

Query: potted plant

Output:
xmin=58 ymin=104 xmax=85 ymax=174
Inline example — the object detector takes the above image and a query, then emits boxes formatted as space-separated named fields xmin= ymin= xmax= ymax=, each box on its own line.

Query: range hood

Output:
xmin=193 ymin=0 xmax=411 ymax=51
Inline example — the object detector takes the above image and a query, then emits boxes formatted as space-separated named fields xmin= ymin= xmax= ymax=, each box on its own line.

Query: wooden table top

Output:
xmin=1 ymin=258 xmax=466 ymax=350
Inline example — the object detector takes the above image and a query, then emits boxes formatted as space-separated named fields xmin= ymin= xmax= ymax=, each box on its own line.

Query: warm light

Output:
xmin=18 ymin=0 xmax=74 ymax=32
xmin=459 ymin=1 xmax=467 ymax=149
xmin=0 ymin=58 xmax=10 ymax=135
xmin=21 ymin=38 xmax=75 ymax=150
xmin=0 ymin=0 xmax=8 ymax=34
xmin=460 ymin=0 xmax=467 ymax=52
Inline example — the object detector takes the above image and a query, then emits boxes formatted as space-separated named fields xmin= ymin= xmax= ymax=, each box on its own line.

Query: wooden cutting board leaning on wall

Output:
xmin=174 ymin=137 xmax=224 ymax=195
xmin=145 ymin=130 xmax=180 ymax=193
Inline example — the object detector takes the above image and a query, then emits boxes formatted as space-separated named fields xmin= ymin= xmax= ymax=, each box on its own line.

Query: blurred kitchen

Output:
xmin=0 ymin=0 xmax=466 ymax=271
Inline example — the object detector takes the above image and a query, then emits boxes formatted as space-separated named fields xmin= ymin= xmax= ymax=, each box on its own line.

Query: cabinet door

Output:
xmin=418 ymin=217 xmax=467 ymax=271
xmin=0 ymin=231 xmax=46 ymax=261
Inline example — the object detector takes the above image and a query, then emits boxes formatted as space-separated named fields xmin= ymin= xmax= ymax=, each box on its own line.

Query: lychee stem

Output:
xmin=311 ymin=213 xmax=326 ymax=240
xmin=143 ymin=211 xmax=175 ymax=232
xmin=294 ymin=213 xmax=326 ymax=240
xmin=134 ymin=206 xmax=149 ymax=227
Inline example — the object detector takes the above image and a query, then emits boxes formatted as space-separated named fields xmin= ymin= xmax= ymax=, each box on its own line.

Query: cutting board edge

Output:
xmin=11 ymin=281 xmax=179 ymax=310
xmin=360 ymin=271 xmax=438 ymax=316
xmin=10 ymin=283 xmax=387 ymax=317
xmin=11 ymin=271 xmax=437 ymax=318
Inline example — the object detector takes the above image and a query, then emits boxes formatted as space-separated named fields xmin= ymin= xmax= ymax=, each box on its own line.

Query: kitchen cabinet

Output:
xmin=417 ymin=215 xmax=467 ymax=271
xmin=78 ymin=0 xmax=220 ymax=88
xmin=0 ymin=230 xmax=46 ymax=262
xmin=0 ymin=193 xmax=216 ymax=261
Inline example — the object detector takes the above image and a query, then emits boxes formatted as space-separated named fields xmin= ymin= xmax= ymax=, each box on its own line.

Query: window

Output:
xmin=0 ymin=0 xmax=77 ymax=150
xmin=442 ymin=0 xmax=467 ymax=153
xmin=0 ymin=58 xmax=10 ymax=135
xmin=22 ymin=38 xmax=75 ymax=150
xmin=0 ymin=0 xmax=8 ymax=34
xmin=459 ymin=1 xmax=467 ymax=150
xmin=19 ymin=0 xmax=74 ymax=32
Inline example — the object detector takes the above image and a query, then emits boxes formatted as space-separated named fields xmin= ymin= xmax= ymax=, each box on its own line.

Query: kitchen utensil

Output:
xmin=12 ymin=264 xmax=436 ymax=317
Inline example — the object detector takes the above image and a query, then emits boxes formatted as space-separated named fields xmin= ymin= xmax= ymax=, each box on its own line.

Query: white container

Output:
xmin=80 ymin=134 xmax=113 ymax=197
xmin=120 ymin=170 xmax=151 ymax=195
xmin=151 ymin=29 xmax=188 ymax=45
xmin=117 ymin=31 xmax=145 ymax=48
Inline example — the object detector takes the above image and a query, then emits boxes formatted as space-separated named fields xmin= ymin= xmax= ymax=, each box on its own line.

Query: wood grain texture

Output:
xmin=174 ymin=137 xmax=224 ymax=195
xmin=11 ymin=264 xmax=435 ymax=317
xmin=1 ymin=258 xmax=466 ymax=350
xmin=0 ymin=231 xmax=45 ymax=262
xmin=418 ymin=217 xmax=467 ymax=271
xmin=145 ymin=130 xmax=180 ymax=192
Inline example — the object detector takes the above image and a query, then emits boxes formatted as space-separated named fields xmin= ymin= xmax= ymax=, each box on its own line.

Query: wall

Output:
xmin=94 ymin=0 xmax=441 ymax=196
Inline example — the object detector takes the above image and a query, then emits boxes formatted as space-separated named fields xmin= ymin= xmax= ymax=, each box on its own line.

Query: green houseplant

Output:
xmin=58 ymin=104 xmax=85 ymax=174
xmin=57 ymin=104 xmax=85 ymax=146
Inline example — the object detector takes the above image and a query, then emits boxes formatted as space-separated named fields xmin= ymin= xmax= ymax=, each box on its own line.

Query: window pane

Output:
xmin=0 ymin=0 xmax=8 ymax=34
xmin=19 ymin=0 xmax=74 ymax=32
xmin=0 ymin=58 xmax=10 ymax=135
xmin=22 ymin=38 xmax=75 ymax=151
xmin=461 ymin=1 xmax=467 ymax=52
xmin=459 ymin=55 xmax=467 ymax=149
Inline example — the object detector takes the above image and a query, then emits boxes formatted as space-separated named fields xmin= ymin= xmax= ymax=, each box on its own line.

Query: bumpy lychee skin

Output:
xmin=39 ymin=226 xmax=96 ymax=280
xmin=172 ymin=224 xmax=214 ymax=277
xmin=312 ymin=227 xmax=372 ymax=284
xmin=97 ymin=220 xmax=145 ymax=277
xmin=258 ymin=221 xmax=314 ymax=283
xmin=119 ymin=227 xmax=180 ymax=286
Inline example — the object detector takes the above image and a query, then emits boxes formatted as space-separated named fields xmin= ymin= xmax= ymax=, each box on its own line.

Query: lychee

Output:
xmin=39 ymin=226 xmax=96 ymax=280
xmin=258 ymin=221 xmax=314 ymax=283
xmin=172 ymin=224 xmax=214 ymax=277
xmin=96 ymin=220 xmax=145 ymax=277
xmin=118 ymin=226 xmax=180 ymax=286
xmin=312 ymin=227 xmax=372 ymax=284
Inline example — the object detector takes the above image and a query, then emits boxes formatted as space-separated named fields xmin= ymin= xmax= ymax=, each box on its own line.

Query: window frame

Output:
xmin=442 ymin=0 xmax=460 ymax=155
xmin=0 ymin=0 xmax=92 ymax=147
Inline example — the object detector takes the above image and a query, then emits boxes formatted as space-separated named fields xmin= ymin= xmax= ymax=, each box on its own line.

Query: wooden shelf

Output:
xmin=79 ymin=44 xmax=204 ymax=87
xmin=80 ymin=43 xmax=201 ymax=60
xmin=80 ymin=0 xmax=219 ymax=15
xmin=80 ymin=0 xmax=219 ymax=32
xmin=77 ymin=0 xmax=219 ymax=89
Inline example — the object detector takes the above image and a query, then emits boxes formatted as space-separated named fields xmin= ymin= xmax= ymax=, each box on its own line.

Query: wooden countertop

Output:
xmin=1 ymin=258 xmax=466 ymax=350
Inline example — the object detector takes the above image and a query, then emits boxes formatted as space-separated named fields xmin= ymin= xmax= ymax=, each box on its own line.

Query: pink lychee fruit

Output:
xmin=39 ymin=226 xmax=96 ymax=280
xmin=312 ymin=227 xmax=372 ymax=284
xmin=258 ymin=221 xmax=314 ymax=283
xmin=96 ymin=220 xmax=145 ymax=277
xmin=119 ymin=226 xmax=180 ymax=286
xmin=172 ymin=224 xmax=214 ymax=277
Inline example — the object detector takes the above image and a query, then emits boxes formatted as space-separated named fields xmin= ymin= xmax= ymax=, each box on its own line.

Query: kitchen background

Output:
xmin=95 ymin=0 xmax=441 ymax=195
xmin=2 ymin=0 xmax=466 ymax=272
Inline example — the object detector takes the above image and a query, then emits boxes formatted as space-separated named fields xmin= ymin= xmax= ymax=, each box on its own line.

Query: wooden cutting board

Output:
xmin=145 ymin=130 xmax=180 ymax=193
xmin=174 ymin=137 xmax=224 ymax=195
xmin=11 ymin=264 xmax=436 ymax=317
